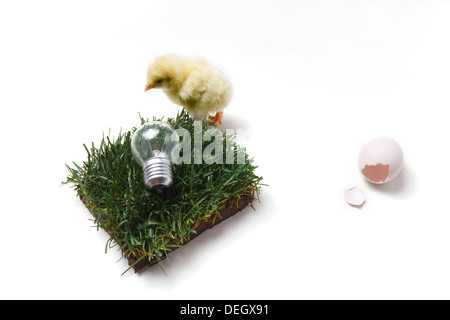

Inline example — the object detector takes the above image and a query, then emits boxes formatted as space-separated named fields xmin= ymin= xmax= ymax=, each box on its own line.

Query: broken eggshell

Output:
xmin=358 ymin=138 xmax=403 ymax=184
xmin=344 ymin=185 xmax=366 ymax=206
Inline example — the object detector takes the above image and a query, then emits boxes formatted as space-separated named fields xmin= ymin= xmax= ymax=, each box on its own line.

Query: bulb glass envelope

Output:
xmin=131 ymin=121 xmax=179 ymax=165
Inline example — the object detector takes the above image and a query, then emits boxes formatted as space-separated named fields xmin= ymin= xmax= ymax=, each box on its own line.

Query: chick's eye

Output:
xmin=155 ymin=79 xmax=163 ymax=84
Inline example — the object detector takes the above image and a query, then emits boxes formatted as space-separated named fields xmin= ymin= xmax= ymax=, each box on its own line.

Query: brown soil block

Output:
xmin=79 ymin=194 xmax=253 ymax=272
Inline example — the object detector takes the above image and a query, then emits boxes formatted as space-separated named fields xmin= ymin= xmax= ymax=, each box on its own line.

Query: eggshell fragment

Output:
xmin=358 ymin=138 xmax=403 ymax=184
xmin=344 ymin=185 xmax=365 ymax=206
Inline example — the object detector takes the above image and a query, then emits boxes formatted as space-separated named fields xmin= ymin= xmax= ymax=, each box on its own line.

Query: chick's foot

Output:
xmin=208 ymin=111 xmax=223 ymax=125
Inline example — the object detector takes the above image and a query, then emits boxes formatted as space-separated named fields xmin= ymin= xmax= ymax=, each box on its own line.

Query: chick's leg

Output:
xmin=208 ymin=111 xmax=223 ymax=125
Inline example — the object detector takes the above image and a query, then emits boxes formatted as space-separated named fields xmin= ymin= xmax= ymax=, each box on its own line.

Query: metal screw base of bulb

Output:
xmin=143 ymin=157 xmax=173 ymax=193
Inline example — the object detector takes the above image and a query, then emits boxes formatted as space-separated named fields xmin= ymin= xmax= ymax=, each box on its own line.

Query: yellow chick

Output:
xmin=145 ymin=54 xmax=233 ymax=124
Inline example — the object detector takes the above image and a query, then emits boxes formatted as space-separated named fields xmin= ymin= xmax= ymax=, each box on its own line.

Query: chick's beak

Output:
xmin=144 ymin=84 xmax=154 ymax=92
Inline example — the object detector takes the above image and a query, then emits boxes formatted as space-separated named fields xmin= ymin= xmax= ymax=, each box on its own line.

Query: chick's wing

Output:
xmin=178 ymin=70 xmax=208 ymax=102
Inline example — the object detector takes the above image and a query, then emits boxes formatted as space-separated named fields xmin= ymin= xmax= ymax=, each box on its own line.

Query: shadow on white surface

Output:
xmin=215 ymin=113 xmax=252 ymax=131
xmin=134 ymin=191 xmax=274 ymax=289
xmin=364 ymin=163 xmax=416 ymax=198
xmin=135 ymin=203 xmax=259 ymax=282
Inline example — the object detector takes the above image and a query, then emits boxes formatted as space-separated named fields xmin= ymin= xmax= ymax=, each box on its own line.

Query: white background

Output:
xmin=1 ymin=0 xmax=450 ymax=300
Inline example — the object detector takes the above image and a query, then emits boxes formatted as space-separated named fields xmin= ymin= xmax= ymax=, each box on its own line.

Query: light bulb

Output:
xmin=131 ymin=121 xmax=179 ymax=193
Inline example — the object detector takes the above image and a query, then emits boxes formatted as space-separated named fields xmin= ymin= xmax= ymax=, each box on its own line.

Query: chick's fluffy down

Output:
xmin=147 ymin=55 xmax=233 ymax=120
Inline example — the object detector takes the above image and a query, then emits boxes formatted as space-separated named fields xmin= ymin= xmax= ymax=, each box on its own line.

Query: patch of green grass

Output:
xmin=64 ymin=110 xmax=263 ymax=273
